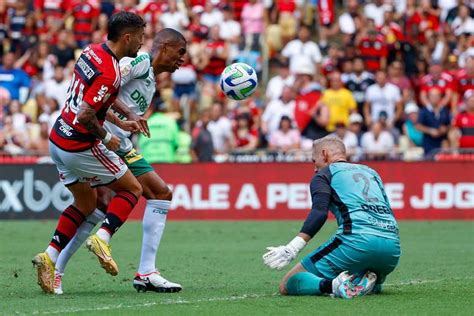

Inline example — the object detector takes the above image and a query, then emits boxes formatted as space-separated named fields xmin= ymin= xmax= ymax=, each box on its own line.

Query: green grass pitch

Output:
xmin=1 ymin=220 xmax=473 ymax=315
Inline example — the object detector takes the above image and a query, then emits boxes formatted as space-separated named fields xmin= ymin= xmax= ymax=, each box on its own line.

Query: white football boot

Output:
xmin=133 ymin=272 xmax=182 ymax=293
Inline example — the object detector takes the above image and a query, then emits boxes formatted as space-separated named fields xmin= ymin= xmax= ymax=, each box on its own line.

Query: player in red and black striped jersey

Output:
xmin=453 ymin=56 xmax=474 ymax=112
xmin=453 ymin=90 xmax=474 ymax=149
xmin=419 ymin=61 xmax=455 ymax=108
xmin=357 ymin=29 xmax=388 ymax=73
xmin=33 ymin=11 xmax=146 ymax=294
xmin=66 ymin=0 xmax=100 ymax=48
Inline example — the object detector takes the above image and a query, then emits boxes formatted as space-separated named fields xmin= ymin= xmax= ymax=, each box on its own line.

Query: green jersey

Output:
xmin=138 ymin=113 xmax=179 ymax=163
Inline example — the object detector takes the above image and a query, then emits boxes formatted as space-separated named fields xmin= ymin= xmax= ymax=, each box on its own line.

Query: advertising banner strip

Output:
xmin=0 ymin=162 xmax=473 ymax=220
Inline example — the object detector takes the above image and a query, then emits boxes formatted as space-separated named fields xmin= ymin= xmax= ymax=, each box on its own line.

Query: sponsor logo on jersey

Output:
xmin=80 ymin=175 xmax=100 ymax=183
xmin=77 ymin=57 xmax=96 ymax=80
xmin=58 ymin=118 xmax=73 ymax=137
xmin=131 ymin=89 xmax=148 ymax=112
xmin=83 ymin=46 xmax=103 ymax=64
xmin=120 ymin=64 xmax=132 ymax=77
xmin=131 ymin=54 xmax=148 ymax=67
xmin=93 ymin=85 xmax=109 ymax=103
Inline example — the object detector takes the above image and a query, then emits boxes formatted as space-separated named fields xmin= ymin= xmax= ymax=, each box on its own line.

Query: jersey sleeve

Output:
xmin=119 ymin=55 xmax=150 ymax=86
xmin=300 ymin=169 xmax=332 ymax=237
xmin=83 ymin=74 xmax=117 ymax=111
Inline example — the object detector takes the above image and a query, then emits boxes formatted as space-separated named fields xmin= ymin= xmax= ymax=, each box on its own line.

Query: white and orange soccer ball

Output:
xmin=220 ymin=63 xmax=258 ymax=101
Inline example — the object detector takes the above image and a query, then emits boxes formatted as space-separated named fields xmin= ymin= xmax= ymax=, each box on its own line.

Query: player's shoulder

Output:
xmin=120 ymin=52 xmax=151 ymax=78
xmin=310 ymin=168 xmax=333 ymax=194
xmin=311 ymin=166 xmax=332 ymax=184
xmin=83 ymin=43 xmax=121 ymax=81
xmin=120 ymin=52 xmax=151 ymax=68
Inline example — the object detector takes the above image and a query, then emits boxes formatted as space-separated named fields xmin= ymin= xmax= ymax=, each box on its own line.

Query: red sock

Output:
xmin=49 ymin=205 xmax=86 ymax=251
xmin=100 ymin=191 xmax=138 ymax=235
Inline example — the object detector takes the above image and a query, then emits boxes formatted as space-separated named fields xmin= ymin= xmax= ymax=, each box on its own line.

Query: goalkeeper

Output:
xmin=263 ymin=136 xmax=401 ymax=299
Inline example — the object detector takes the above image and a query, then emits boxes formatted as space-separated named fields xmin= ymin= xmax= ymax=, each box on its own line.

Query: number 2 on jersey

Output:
xmin=64 ymin=73 xmax=85 ymax=124
xmin=353 ymin=173 xmax=379 ymax=203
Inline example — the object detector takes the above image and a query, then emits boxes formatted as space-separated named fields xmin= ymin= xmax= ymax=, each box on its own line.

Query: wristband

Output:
xmin=287 ymin=236 xmax=307 ymax=252
xmin=102 ymin=132 xmax=112 ymax=144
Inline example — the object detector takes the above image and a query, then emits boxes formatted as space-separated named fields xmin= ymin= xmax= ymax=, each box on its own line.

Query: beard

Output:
xmin=127 ymin=47 xmax=139 ymax=58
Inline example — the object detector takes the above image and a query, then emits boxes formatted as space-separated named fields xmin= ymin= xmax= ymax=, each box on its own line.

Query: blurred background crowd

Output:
xmin=0 ymin=0 xmax=474 ymax=162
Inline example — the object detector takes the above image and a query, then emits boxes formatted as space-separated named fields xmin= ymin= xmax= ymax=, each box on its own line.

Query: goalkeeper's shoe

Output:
xmin=133 ymin=272 xmax=182 ymax=293
xmin=53 ymin=271 xmax=64 ymax=295
xmin=32 ymin=252 xmax=55 ymax=294
xmin=332 ymin=271 xmax=377 ymax=299
xmin=85 ymin=235 xmax=119 ymax=276
xmin=353 ymin=271 xmax=377 ymax=296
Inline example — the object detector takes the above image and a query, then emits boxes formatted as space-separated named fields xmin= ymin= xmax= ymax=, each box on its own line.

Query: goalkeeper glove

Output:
xmin=262 ymin=236 xmax=307 ymax=270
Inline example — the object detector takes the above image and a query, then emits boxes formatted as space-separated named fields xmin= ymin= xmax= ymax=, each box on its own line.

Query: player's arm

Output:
xmin=112 ymin=98 xmax=150 ymax=137
xmin=79 ymin=76 xmax=121 ymax=150
xmin=77 ymin=101 xmax=120 ymax=151
xmin=263 ymin=173 xmax=331 ymax=270
xmin=105 ymin=110 xmax=140 ymax=134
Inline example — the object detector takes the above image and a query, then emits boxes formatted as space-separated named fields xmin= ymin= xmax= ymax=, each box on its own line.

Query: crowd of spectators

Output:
xmin=0 ymin=0 xmax=474 ymax=162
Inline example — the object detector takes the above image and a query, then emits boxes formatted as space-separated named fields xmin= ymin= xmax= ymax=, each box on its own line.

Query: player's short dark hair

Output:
xmin=151 ymin=28 xmax=186 ymax=56
xmin=107 ymin=11 xmax=146 ymax=42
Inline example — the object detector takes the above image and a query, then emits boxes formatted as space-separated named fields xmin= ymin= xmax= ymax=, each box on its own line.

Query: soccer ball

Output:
xmin=220 ymin=63 xmax=258 ymax=100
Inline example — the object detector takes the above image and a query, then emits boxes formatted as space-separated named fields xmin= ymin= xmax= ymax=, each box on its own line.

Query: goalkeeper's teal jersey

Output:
xmin=321 ymin=162 xmax=399 ymax=240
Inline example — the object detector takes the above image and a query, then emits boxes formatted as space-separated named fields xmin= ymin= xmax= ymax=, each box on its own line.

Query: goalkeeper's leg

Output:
xmin=279 ymin=263 xmax=333 ymax=296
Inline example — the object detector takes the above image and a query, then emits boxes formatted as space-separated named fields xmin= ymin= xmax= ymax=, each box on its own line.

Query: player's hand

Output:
xmin=262 ymin=245 xmax=298 ymax=270
xmin=127 ymin=112 xmax=150 ymax=138
xmin=105 ymin=135 xmax=121 ymax=152
xmin=120 ymin=120 xmax=141 ymax=133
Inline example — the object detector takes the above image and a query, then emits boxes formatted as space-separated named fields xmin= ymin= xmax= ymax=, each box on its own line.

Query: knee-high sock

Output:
xmin=55 ymin=209 xmax=106 ymax=273
xmin=46 ymin=205 xmax=86 ymax=263
xmin=97 ymin=191 xmax=138 ymax=243
xmin=137 ymin=200 xmax=170 ymax=275
xmin=286 ymin=272 xmax=329 ymax=296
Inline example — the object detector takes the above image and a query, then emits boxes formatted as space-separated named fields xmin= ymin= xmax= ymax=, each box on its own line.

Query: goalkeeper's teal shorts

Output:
xmin=301 ymin=233 xmax=400 ymax=285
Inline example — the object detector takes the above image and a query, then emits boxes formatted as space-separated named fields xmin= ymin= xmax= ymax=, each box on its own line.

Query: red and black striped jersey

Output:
xmin=357 ymin=36 xmax=388 ymax=73
xmin=454 ymin=111 xmax=474 ymax=148
xmin=69 ymin=0 xmax=100 ymax=42
xmin=49 ymin=43 xmax=121 ymax=152
xmin=419 ymin=72 xmax=455 ymax=94
xmin=456 ymin=69 xmax=474 ymax=98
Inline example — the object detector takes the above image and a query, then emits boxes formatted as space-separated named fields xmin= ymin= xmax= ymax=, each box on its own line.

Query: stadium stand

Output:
xmin=0 ymin=0 xmax=473 ymax=162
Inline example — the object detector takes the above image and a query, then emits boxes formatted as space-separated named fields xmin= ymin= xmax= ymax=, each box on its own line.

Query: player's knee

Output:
xmin=129 ymin=180 xmax=143 ymax=198
xmin=285 ymin=272 xmax=322 ymax=296
xmin=158 ymin=186 xmax=172 ymax=201
xmin=146 ymin=184 xmax=172 ymax=201
xmin=279 ymin=281 xmax=288 ymax=295
xmin=73 ymin=200 xmax=96 ymax=215
xmin=96 ymin=193 xmax=112 ymax=212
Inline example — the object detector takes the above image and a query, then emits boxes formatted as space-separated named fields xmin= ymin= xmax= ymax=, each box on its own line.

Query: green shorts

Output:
xmin=118 ymin=148 xmax=154 ymax=177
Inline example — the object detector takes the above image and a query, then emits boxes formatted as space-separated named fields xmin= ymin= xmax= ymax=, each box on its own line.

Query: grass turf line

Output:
xmin=0 ymin=221 xmax=473 ymax=315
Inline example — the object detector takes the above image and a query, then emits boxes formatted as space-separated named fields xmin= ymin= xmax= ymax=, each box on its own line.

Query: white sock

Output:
xmin=45 ymin=246 xmax=59 ymax=263
xmin=96 ymin=228 xmax=111 ymax=244
xmin=138 ymin=199 xmax=170 ymax=275
xmin=55 ymin=209 xmax=106 ymax=273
